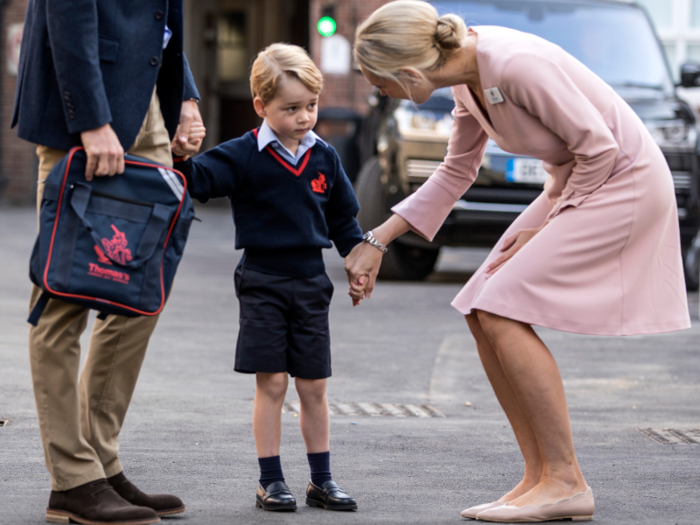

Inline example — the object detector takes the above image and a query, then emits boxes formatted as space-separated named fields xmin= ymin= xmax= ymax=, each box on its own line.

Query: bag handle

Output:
xmin=70 ymin=182 xmax=172 ymax=269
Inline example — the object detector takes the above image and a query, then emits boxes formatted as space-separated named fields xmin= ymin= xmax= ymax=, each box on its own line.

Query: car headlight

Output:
xmin=395 ymin=107 xmax=453 ymax=141
xmin=645 ymin=119 xmax=697 ymax=148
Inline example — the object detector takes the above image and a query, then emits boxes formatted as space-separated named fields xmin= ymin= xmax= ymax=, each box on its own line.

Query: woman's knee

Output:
xmin=465 ymin=312 xmax=484 ymax=334
xmin=475 ymin=309 xmax=503 ymax=335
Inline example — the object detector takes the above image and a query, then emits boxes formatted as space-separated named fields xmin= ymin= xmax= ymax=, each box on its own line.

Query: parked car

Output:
xmin=355 ymin=0 xmax=700 ymax=290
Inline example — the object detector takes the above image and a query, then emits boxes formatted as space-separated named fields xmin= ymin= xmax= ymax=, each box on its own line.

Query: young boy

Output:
xmin=173 ymin=44 xmax=360 ymax=512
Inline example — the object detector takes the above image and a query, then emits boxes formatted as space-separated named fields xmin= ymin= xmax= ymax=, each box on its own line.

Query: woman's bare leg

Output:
xmin=475 ymin=310 xmax=587 ymax=507
xmin=466 ymin=313 xmax=543 ymax=502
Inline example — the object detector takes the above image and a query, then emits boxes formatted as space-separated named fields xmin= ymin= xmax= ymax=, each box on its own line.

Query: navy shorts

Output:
xmin=233 ymin=265 xmax=334 ymax=379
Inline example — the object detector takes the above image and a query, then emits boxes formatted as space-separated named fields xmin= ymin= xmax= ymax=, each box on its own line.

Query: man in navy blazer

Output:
xmin=13 ymin=2 xmax=203 ymax=524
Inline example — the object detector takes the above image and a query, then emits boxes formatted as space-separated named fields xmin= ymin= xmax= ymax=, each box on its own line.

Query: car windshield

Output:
xmin=430 ymin=0 xmax=674 ymax=94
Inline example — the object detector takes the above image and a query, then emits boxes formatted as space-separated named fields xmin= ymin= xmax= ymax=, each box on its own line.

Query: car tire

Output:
xmin=355 ymin=157 xmax=440 ymax=281
xmin=684 ymin=230 xmax=700 ymax=291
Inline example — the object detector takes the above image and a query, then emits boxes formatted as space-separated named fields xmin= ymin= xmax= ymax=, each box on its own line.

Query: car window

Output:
xmin=430 ymin=0 xmax=674 ymax=95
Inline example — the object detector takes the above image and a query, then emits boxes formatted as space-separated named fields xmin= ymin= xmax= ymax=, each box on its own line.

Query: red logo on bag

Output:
xmin=100 ymin=225 xmax=133 ymax=265
xmin=94 ymin=246 xmax=112 ymax=265
xmin=88 ymin=263 xmax=130 ymax=284
xmin=311 ymin=173 xmax=327 ymax=194
xmin=89 ymin=225 xmax=131 ymax=284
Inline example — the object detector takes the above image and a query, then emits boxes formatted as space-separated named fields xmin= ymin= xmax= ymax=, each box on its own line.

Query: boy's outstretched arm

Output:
xmin=174 ymin=139 xmax=246 ymax=202
xmin=325 ymin=155 xmax=363 ymax=257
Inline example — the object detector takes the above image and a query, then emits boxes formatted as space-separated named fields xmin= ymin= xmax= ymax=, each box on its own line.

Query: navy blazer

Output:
xmin=11 ymin=0 xmax=200 ymax=152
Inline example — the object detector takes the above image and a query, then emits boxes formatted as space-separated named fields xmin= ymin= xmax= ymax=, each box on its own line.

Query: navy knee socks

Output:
xmin=307 ymin=451 xmax=332 ymax=487
xmin=259 ymin=452 xmax=333 ymax=489
xmin=258 ymin=455 xmax=284 ymax=489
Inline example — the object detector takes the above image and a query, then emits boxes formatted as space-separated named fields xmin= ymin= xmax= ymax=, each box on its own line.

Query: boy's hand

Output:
xmin=171 ymin=122 xmax=206 ymax=159
xmin=348 ymin=275 xmax=367 ymax=306
xmin=171 ymin=100 xmax=206 ymax=160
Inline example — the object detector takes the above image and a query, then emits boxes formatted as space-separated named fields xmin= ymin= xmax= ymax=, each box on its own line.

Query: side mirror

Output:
xmin=680 ymin=62 xmax=700 ymax=88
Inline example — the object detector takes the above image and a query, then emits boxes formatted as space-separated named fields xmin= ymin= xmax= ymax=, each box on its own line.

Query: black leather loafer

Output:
xmin=255 ymin=481 xmax=297 ymax=511
xmin=306 ymin=480 xmax=357 ymax=511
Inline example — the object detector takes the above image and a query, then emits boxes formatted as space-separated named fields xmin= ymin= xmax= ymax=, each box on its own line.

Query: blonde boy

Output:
xmin=173 ymin=44 xmax=360 ymax=512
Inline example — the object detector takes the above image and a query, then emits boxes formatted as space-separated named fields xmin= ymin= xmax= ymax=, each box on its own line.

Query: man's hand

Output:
xmin=171 ymin=100 xmax=205 ymax=160
xmin=80 ymin=124 xmax=125 ymax=181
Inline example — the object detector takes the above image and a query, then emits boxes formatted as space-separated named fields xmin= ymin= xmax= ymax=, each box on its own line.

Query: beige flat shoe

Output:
xmin=476 ymin=487 xmax=594 ymax=523
xmin=460 ymin=501 xmax=506 ymax=519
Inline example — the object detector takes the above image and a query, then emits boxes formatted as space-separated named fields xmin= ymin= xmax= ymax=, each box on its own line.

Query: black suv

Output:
xmin=355 ymin=0 xmax=700 ymax=290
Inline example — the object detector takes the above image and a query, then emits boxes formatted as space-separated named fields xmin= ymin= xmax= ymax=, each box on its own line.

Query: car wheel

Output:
xmin=355 ymin=157 xmax=440 ymax=281
xmin=684 ymin=230 xmax=700 ymax=291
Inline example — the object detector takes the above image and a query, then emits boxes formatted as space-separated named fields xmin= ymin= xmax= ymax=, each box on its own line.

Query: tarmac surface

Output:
xmin=1 ymin=205 xmax=699 ymax=525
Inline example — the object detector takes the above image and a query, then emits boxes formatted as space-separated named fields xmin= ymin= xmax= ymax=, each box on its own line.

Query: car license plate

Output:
xmin=505 ymin=158 xmax=547 ymax=184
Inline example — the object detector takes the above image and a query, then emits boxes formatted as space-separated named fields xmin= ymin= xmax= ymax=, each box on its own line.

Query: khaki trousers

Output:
xmin=29 ymin=88 xmax=174 ymax=491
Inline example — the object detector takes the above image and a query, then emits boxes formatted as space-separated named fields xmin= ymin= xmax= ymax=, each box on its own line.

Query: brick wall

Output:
xmin=309 ymin=0 xmax=388 ymax=115
xmin=1 ymin=0 xmax=35 ymax=205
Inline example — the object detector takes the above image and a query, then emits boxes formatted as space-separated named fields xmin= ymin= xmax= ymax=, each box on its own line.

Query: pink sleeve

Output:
xmin=501 ymin=53 xmax=619 ymax=221
xmin=391 ymin=93 xmax=489 ymax=241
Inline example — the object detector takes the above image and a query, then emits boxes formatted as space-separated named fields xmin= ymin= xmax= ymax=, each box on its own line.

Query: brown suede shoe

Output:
xmin=46 ymin=478 xmax=160 ymax=524
xmin=107 ymin=472 xmax=185 ymax=517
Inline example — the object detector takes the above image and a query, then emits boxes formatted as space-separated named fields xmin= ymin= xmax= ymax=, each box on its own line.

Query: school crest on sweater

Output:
xmin=311 ymin=173 xmax=327 ymax=194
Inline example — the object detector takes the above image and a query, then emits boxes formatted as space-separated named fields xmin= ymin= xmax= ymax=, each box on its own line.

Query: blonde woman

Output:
xmin=346 ymin=0 xmax=691 ymax=522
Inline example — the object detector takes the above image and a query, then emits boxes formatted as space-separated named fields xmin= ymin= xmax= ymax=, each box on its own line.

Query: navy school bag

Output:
xmin=28 ymin=147 xmax=195 ymax=325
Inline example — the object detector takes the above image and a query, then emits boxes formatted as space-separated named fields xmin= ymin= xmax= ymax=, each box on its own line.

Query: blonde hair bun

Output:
xmin=354 ymin=0 xmax=467 ymax=84
xmin=435 ymin=14 xmax=466 ymax=52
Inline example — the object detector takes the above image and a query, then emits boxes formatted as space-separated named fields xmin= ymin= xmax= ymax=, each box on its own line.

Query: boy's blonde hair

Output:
xmin=354 ymin=0 xmax=466 ymax=89
xmin=250 ymin=43 xmax=324 ymax=104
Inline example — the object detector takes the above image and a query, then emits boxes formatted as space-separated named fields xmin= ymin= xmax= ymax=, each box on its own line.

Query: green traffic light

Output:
xmin=317 ymin=16 xmax=337 ymax=37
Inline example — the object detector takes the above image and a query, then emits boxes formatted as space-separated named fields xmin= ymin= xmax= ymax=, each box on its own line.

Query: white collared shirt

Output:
xmin=257 ymin=120 xmax=326 ymax=165
xmin=163 ymin=25 xmax=172 ymax=49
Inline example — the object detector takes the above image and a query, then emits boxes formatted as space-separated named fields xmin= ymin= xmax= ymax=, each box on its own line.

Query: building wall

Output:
xmin=185 ymin=0 xmax=310 ymax=147
xmin=638 ymin=0 xmax=700 ymax=80
xmin=0 ymin=0 xmax=308 ymax=204
xmin=1 ymin=0 xmax=35 ymax=206
xmin=636 ymin=0 xmax=700 ymax=114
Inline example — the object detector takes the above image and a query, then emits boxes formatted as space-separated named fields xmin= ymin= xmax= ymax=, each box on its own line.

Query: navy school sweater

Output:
xmin=175 ymin=129 xmax=363 ymax=278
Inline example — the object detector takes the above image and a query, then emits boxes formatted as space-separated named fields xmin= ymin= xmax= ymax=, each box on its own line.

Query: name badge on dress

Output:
xmin=484 ymin=87 xmax=505 ymax=105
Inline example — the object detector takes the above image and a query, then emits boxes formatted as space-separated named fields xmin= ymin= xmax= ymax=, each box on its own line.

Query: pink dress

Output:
xmin=392 ymin=26 xmax=691 ymax=336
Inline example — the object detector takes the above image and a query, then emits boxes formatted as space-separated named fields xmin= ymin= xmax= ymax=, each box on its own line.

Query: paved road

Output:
xmin=1 ymin=205 xmax=699 ymax=525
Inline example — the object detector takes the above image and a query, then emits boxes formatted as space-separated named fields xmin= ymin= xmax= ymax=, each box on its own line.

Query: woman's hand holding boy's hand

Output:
xmin=345 ymin=215 xmax=410 ymax=306
xmin=345 ymin=241 xmax=384 ymax=306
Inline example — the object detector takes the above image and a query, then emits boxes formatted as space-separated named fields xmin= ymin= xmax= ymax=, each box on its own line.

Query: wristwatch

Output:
xmin=362 ymin=231 xmax=388 ymax=253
